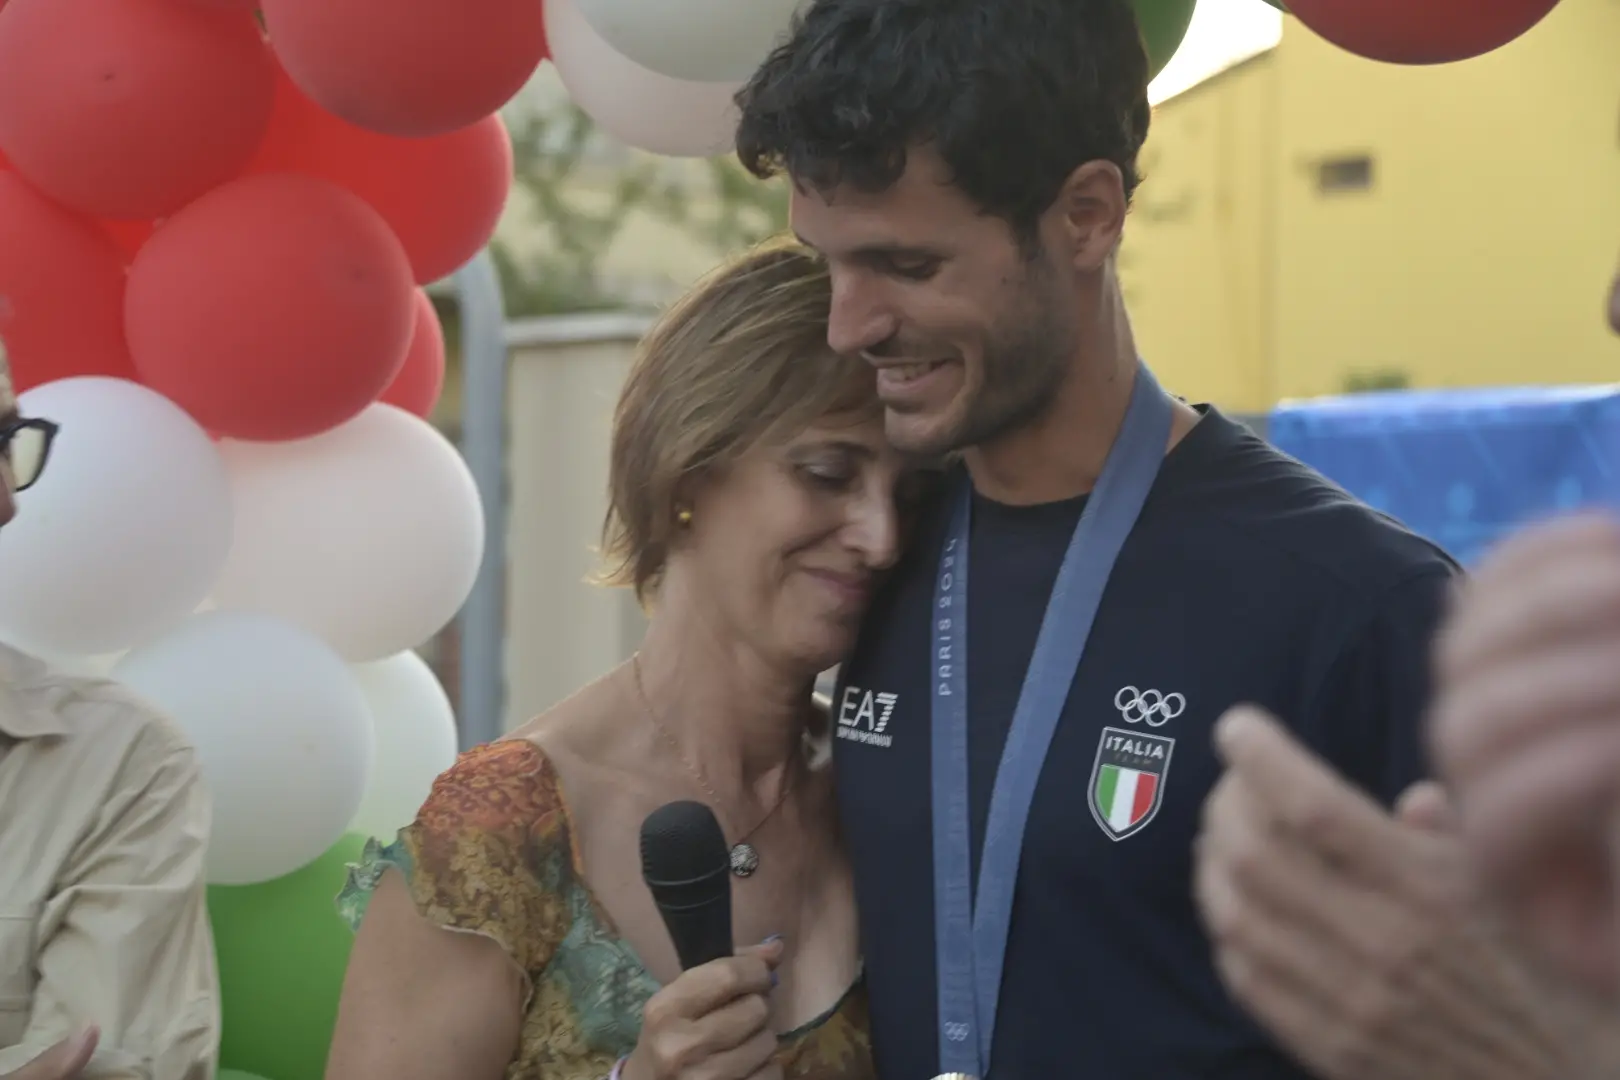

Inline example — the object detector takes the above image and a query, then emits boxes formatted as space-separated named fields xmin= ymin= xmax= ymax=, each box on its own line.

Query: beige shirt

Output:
xmin=0 ymin=645 xmax=218 ymax=1079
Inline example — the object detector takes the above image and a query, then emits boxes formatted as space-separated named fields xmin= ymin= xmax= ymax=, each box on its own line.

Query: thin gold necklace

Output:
xmin=629 ymin=653 xmax=796 ymax=878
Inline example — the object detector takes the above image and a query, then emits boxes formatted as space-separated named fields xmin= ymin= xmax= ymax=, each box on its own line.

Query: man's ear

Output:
xmin=1042 ymin=159 xmax=1128 ymax=274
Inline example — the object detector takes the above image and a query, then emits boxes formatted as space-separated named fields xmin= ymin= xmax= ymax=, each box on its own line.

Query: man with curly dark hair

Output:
xmin=737 ymin=2 xmax=1460 ymax=1077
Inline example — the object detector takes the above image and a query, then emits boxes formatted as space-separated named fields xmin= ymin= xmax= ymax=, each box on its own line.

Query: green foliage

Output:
xmin=652 ymin=155 xmax=792 ymax=255
xmin=1341 ymin=369 xmax=1411 ymax=394
xmin=493 ymin=102 xmax=789 ymax=319
xmin=491 ymin=103 xmax=653 ymax=317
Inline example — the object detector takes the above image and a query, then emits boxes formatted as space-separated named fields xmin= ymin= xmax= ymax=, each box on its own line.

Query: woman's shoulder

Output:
xmin=337 ymin=738 xmax=581 ymax=975
xmin=508 ymin=668 xmax=633 ymax=761
xmin=389 ymin=736 xmax=584 ymax=882
xmin=416 ymin=738 xmax=564 ymax=836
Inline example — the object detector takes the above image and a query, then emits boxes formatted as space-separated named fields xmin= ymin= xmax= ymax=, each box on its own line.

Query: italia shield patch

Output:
xmin=1088 ymin=726 xmax=1174 ymax=841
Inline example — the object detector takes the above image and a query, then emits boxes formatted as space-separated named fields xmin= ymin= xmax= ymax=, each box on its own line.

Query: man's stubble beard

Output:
xmin=915 ymin=272 xmax=1078 ymax=459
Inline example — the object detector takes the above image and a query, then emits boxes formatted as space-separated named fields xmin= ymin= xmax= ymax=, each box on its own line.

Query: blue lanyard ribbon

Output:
xmin=930 ymin=364 xmax=1174 ymax=1077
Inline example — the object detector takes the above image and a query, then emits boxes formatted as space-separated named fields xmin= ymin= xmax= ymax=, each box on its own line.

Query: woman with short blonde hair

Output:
xmin=329 ymin=242 xmax=917 ymax=1080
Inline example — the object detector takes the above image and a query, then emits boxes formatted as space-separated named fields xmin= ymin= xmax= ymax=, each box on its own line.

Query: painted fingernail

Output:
xmin=762 ymin=933 xmax=784 ymax=945
xmin=770 ymin=969 xmax=779 ymax=987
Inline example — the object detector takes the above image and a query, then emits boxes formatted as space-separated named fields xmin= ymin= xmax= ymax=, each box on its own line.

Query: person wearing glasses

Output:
xmin=0 ymin=345 xmax=220 ymax=1080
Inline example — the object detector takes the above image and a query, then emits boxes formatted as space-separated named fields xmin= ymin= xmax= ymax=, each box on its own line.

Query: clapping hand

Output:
xmin=1432 ymin=514 xmax=1620 ymax=995
xmin=1196 ymin=708 xmax=1567 ymax=1080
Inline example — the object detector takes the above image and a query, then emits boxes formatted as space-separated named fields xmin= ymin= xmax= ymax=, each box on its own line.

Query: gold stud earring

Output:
xmin=676 ymin=508 xmax=693 ymax=526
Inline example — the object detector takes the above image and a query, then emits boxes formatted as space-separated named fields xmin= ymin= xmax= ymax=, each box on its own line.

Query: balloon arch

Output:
xmin=0 ymin=0 xmax=1564 ymax=1074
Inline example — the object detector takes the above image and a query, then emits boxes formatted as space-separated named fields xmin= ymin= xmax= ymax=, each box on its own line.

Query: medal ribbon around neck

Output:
xmin=929 ymin=364 xmax=1174 ymax=1076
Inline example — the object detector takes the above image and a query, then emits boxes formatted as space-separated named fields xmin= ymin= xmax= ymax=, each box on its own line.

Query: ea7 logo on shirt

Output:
xmin=836 ymin=685 xmax=897 ymax=748
xmin=1088 ymin=726 xmax=1175 ymax=841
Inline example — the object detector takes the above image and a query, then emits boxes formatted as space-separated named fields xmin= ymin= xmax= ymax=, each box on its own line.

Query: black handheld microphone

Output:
xmin=640 ymin=800 xmax=735 ymax=970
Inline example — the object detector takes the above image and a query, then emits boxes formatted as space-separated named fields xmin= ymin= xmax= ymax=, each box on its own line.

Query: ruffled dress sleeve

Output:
xmin=336 ymin=739 xmax=573 ymax=1007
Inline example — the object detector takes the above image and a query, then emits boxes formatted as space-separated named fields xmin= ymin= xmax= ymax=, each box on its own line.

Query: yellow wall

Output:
xmin=1122 ymin=53 xmax=1277 ymax=411
xmin=1123 ymin=0 xmax=1620 ymax=411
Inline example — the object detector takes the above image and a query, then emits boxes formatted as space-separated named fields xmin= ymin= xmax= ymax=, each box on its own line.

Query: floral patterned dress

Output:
xmin=336 ymin=739 xmax=875 ymax=1080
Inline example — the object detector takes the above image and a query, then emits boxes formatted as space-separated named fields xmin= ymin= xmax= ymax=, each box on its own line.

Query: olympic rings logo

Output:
xmin=1113 ymin=685 xmax=1185 ymax=727
xmin=943 ymin=1022 xmax=971 ymax=1043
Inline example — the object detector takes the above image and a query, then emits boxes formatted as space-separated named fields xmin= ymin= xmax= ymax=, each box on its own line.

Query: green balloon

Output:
xmin=1134 ymin=0 xmax=1200 ymax=80
xmin=209 ymin=834 xmax=369 ymax=1080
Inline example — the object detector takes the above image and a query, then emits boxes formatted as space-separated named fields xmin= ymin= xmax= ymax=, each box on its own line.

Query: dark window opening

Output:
xmin=1317 ymin=155 xmax=1374 ymax=194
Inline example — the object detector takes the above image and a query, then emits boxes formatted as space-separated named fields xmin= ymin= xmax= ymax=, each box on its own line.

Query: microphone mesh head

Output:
xmin=640 ymin=800 xmax=729 ymax=887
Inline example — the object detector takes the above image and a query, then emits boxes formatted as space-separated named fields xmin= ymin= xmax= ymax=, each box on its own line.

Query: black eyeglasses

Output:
xmin=1 ymin=417 xmax=58 ymax=492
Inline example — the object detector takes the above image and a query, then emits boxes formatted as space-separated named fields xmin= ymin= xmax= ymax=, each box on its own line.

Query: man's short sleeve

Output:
xmin=1304 ymin=566 xmax=1458 ymax=804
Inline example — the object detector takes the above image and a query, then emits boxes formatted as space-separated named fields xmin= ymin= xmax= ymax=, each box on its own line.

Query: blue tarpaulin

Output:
xmin=1268 ymin=385 xmax=1620 ymax=567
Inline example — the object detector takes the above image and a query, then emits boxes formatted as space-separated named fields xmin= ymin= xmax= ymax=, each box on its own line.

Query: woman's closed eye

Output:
xmin=798 ymin=461 xmax=857 ymax=490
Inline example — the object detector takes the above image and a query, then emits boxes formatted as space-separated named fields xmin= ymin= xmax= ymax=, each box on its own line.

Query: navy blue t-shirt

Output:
xmin=832 ymin=407 xmax=1458 ymax=1080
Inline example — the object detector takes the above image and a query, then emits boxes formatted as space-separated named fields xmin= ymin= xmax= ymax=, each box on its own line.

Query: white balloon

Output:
xmin=575 ymin=0 xmax=803 ymax=83
xmin=348 ymin=651 xmax=459 ymax=841
xmin=112 ymin=611 xmax=374 ymax=885
xmin=211 ymin=405 xmax=484 ymax=662
xmin=0 ymin=377 xmax=232 ymax=656
xmin=546 ymin=0 xmax=743 ymax=157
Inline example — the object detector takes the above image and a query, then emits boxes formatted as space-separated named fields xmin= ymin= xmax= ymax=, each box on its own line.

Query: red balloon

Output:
xmin=125 ymin=172 xmax=415 ymax=441
xmin=248 ymin=70 xmax=514 ymax=284
xmin=381 ymin=290 xmax=447 ymax=418
xmin=0 ymin=172 xmax=136 ymax=393
xmin=99 ymin=219 xmax=158 ymax=265
xmin=0 ymin=0 xmax=274 ymax=220
xmin=1286 ymin=0 xmax=1560 ymax=64
xmin=260 ymin=0 xmax=546 ymax=136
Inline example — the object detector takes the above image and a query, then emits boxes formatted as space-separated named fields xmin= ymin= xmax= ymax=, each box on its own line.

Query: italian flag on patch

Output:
xmin=1088 ymin=727 xmax=1175 ymax=841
